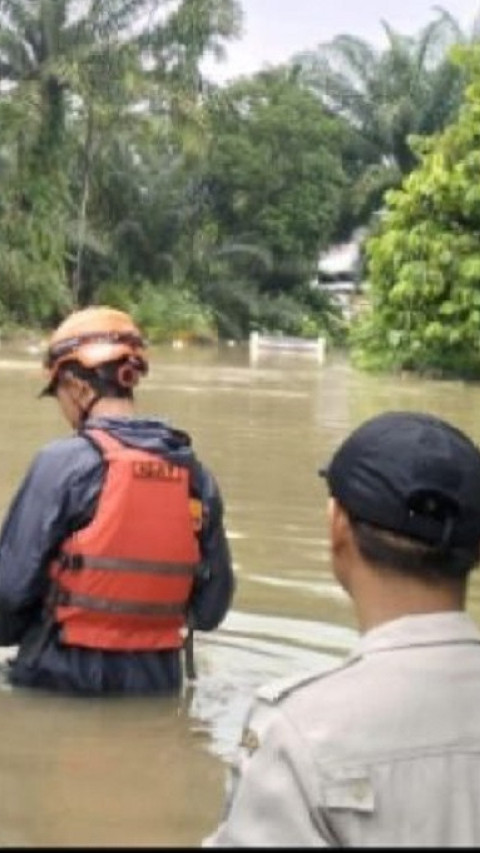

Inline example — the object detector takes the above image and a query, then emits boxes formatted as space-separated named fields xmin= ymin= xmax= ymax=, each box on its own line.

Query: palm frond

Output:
xmin=0 ymin=25 xmax=37 ymax=76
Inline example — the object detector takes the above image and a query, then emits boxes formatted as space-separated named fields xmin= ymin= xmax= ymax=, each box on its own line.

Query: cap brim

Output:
xmin=317 ymin=466 xmax=329 ymax=479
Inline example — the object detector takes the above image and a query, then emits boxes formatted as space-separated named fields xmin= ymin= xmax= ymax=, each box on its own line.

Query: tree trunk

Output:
xmin=73 ymin=103 xmax=95 ymax=306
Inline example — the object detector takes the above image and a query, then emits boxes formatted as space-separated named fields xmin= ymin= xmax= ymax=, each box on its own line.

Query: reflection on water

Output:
xmin=190 ymin=610 xmax=357 ymax=762
xmin=0 ymin=343 xmax=480 ymax=844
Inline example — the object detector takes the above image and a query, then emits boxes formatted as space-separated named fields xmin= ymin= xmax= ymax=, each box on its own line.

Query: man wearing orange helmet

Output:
xmin=0 ymin=306 xmax=234 ymax=694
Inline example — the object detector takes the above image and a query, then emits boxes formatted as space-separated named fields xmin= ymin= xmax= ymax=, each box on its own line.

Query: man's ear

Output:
xmin=328 ymin=497 xmax=351 ymax=553
xmin=328 ymin=497 xmax=355 ymax=593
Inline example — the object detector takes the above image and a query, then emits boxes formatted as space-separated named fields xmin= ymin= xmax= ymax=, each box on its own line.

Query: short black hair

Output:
xmin=349 ymin=516 xmax=479 ymax=582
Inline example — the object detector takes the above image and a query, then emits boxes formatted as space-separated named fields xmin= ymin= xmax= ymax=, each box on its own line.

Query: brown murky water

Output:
xmin=0 ymin=342 xmax=479 ymax=846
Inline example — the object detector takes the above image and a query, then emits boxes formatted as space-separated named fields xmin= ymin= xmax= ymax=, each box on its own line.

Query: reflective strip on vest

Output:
xmin=58 ymin=591 xmax=186 ymax=617
xmin=61 ymin=555 xmax=197 ymax=576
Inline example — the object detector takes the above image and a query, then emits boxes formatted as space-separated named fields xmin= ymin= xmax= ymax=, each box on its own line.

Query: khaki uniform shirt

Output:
xmin=204 ymin=611 xmax=480 ymax=847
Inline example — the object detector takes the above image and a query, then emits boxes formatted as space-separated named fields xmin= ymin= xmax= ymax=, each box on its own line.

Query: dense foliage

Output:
xmin=199 ymin=67 xmax=347 ymax=338
xmin=352 ymin=45 xmax=480 ymax=378
xmin=0 ymin=0 xmax=244 ymax=338
xmin=294 ymin=8 xmax=474 ymax=233
xmin=0 ymin=2 xmax=474 ymax=352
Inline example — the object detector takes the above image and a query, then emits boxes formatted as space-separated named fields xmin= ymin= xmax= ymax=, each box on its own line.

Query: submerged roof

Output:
xmin=317 ymin=228 xmax=366 ymax=277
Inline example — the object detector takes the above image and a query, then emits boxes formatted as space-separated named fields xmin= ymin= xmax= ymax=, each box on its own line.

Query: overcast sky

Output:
xmin=202 ymin=0 xmax=479 ymax=83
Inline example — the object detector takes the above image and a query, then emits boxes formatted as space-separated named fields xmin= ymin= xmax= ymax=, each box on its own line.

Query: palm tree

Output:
xmin=0 ymin=0 xmax=160 ymax=162
xmin=294 ymin=7 xmax=479 ymax=222
xmin=0 ymin=0 xmax=244 ymax=309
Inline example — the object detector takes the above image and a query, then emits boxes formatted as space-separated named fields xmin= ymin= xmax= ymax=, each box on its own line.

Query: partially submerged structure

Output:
xmin=314 ymin=228 xmax=366 ymax=320
xmin=249 ymin=331 xmax=326 ymax=364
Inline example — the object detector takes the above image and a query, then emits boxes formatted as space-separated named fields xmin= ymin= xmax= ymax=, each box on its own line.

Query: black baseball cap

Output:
xmin=319 ymin=411 xmax=480 ymax=549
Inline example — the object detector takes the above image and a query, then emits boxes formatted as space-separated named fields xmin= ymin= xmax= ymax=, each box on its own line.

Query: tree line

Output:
xmin=0 ymin=1 xmax=479 ymax=373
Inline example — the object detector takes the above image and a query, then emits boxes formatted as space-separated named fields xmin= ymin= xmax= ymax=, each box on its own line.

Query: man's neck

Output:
xmin=351 ymin=566 xmax=466 ymax=634
xmin=88 ymin=397 xmax=135 ymax=420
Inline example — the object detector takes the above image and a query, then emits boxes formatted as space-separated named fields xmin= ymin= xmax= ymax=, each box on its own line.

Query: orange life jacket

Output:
xmin=48 ymin=428 xmax=202 ymax=651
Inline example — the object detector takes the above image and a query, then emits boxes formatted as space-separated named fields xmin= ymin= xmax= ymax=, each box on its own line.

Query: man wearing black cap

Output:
xmin=204 ymin=411 xmax=480 ymax=847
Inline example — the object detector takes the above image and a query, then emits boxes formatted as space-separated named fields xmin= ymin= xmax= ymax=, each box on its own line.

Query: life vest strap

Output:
xmin=58 ymin=590 xmax=186 ymax=617
xmin=59 ymin=553 xmax=197 ymax=576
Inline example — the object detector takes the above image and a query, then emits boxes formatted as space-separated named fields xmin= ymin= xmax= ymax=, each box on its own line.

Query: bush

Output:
xmin=97 ymin=278 xmax=217 ymax=343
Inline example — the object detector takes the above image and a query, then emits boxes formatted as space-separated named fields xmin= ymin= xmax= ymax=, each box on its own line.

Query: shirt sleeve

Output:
xmin=188 ymin=463 xmax=235 ymax=631
xmin=203 ymin=701 xmax=330 ymax=848
xmin=0 ymin=437 xmax=103 ymax=631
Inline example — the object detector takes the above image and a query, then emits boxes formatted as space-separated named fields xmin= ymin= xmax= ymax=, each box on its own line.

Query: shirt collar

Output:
xmin=350 ymin=611 xmax=480 ymax=660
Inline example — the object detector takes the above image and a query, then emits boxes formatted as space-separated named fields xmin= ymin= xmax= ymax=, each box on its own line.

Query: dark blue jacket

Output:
xmin=0 ymin=416 xmax=234 ymax=694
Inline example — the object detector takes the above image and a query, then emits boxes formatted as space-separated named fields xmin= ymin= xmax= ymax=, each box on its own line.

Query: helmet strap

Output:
xmin=79 ymin=391 xmax=102 ymax=426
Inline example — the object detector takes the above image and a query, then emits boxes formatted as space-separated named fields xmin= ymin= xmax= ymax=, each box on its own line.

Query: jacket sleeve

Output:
xmin=202 ymin=701 xmax=329 ymax=847
xmin=188 ymin=462 xmax=235 ymax=631
xmin=0 ymin=438 xmax=103 ymax=645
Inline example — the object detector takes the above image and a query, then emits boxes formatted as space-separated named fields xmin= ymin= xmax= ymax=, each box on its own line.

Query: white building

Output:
xmin=313 ymin=228 xmax=366 ymax=320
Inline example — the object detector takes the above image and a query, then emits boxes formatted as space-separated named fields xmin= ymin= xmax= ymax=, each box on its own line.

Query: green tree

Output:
xmin=295 ymin=9 xmax=472 ymax=227
xmin=203 ymin=67 xmax=345 ymax=296
xmin=352 ymin=43 xmax=480 ymax=378
xmin=87 ymin=1 xmax=242 ymax=301
xmin=0 ymin=0 xmax=158 ymax=322
xmin=0 ymin=0 xmax=242 ymax=325
xmin=0 ymin=0 xmax=157 ymax=165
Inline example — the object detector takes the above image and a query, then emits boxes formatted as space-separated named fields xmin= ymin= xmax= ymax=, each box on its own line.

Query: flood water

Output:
xmin=1 ymin=341 xmax=480 ymax=845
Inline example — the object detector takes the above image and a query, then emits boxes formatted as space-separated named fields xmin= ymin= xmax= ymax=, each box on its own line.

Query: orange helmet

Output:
xmin=40 ymin=306 xmax=148 ymax=396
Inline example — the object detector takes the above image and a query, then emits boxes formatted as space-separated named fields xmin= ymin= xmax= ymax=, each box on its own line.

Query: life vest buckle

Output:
xmin=60 ymin=553 xmax=84 ymax=571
